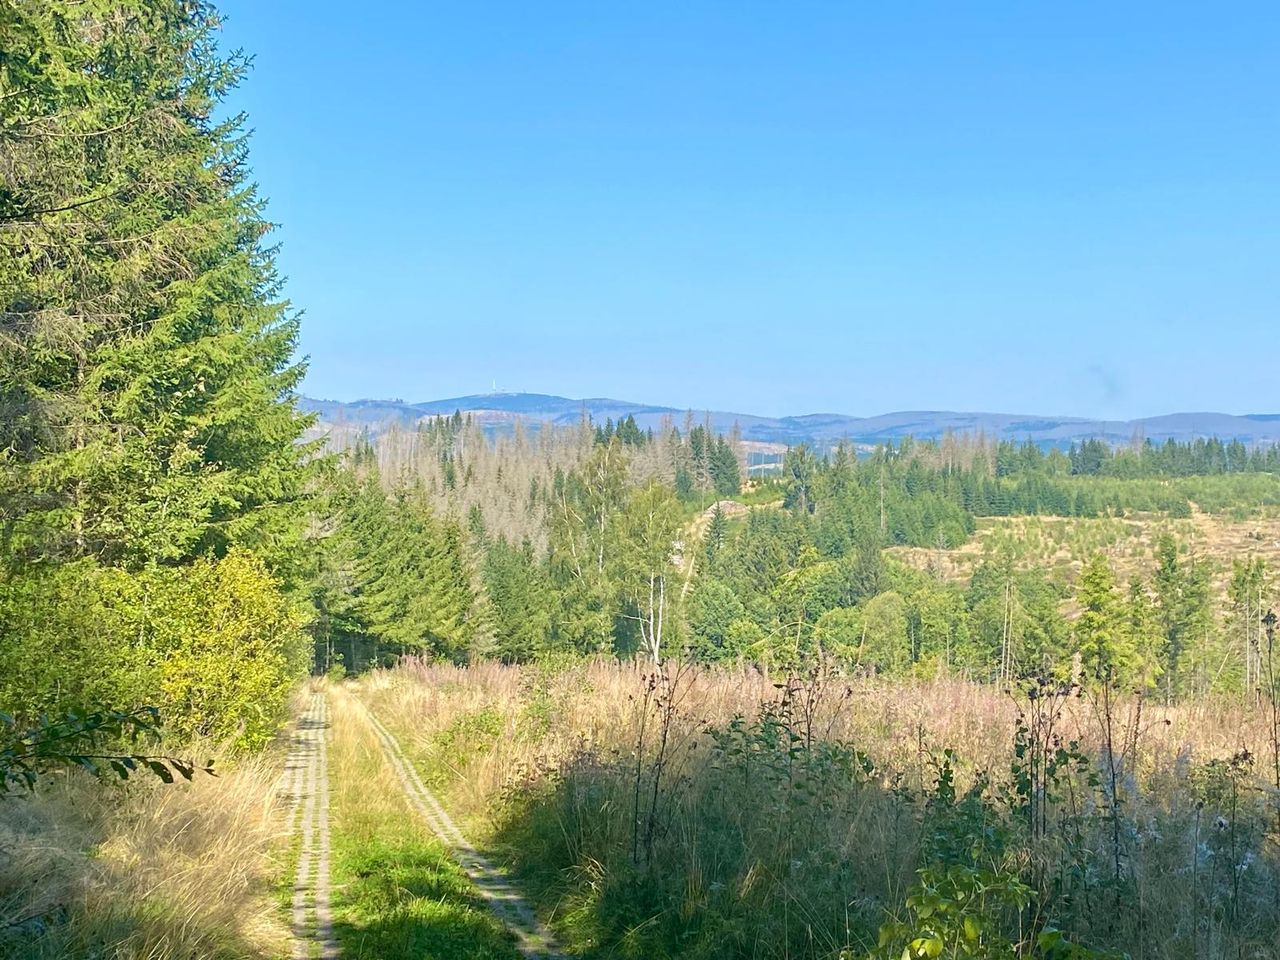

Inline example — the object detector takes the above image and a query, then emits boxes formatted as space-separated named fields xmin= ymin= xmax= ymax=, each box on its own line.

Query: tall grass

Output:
xmin=362 ymin=658 xmax=1280 ymax=960
xmin=0 ymin=743 xmax=292 ymax=959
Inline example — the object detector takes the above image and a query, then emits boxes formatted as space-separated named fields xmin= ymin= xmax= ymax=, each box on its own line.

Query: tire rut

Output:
xmin=286 ymin=692 xmax=339 ymax=960
xmin=357 ymin=700 xmax=562 ymax=960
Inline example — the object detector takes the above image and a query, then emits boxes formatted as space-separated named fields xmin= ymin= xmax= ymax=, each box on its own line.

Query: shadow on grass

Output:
xmin=331 ymin=833 xmax=523 ymax=960
xmin=478 ymin=744 xmax=910 ymax=960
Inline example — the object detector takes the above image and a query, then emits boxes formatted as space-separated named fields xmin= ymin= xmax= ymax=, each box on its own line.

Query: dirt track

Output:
xmin=285 ymin=692 xmax=338 ymax=960
xmin=357 ymin=699 xmax=562 ymax=960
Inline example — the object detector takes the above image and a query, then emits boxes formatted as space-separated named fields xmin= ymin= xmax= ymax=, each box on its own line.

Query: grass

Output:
xmin=0 ymin=682 xmax=530 ymax=960
xmin=889 ymin=508 xmax=1280 ymax=593
xmin=11 ymin=656 xmax=1275 ymax=959
xmin=0 ymin=740 xmax=293 ymax=959
xmin=358 ymin=658 xmax=1280 ymax=960
xmin=360 ymin=661 xmax=914 ymax=957
xmin=733 ymin=481 xmax=787 ymax=507
xmin=324 ymin=686 xmax=521 ymax=960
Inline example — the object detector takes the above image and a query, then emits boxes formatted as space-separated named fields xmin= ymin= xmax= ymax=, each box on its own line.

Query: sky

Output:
xmin=217 ymin=1 xmax=1280 ymax=419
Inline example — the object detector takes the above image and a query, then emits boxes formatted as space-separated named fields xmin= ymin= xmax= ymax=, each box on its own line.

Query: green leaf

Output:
xmin=1038 ymin=928 xmax=1065 ymax=950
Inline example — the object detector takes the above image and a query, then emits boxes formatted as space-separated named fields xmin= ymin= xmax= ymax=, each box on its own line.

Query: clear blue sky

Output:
xmin=218 ymin=1 xmax=1279 ymax=419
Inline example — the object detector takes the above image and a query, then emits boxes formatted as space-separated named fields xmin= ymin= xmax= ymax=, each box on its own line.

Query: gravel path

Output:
xmin=359 ymin=702 xmax=562 ymax=960
xmin=287 ymin=692 xmax=339 ymax=960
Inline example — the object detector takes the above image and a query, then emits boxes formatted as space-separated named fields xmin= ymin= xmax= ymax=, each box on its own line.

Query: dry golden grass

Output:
xmin=361 ymin=658 xmax=1272 ymax=800
xmin=359 ymin=658 xmax=1280 ymax=960
xmin=890 ymin=508 xmax=1280 ymax=593
xmin=0 ymin=723 xmax=302 ymax=959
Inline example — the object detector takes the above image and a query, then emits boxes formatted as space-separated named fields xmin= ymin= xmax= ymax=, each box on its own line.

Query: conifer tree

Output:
xmin=0 ymin=2 xmax=314 ymax=738
xmin=1126 ymin=576 xmax=1162 ymax=692
xmin=1229 ymin=558 xmax=1269 ymax=693
xmin=709 ymin=436 xmax=741 ymax=495
xmin=324 ymin=478 xmax=484 ymax=663
xmin=483 ymin=537 xmax=553 ymax=661
xmin=783 ymin=444 xmax=818 ymax=514
xmin=703 ymin=504 xmax=729 ymax=571
xmin=0 ymin=1 xmax=310 ymax=569
xmin=1075 ymin=554 xmax=1139 ymax=688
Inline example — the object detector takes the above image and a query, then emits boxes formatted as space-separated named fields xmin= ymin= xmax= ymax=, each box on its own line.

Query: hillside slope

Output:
xmin=300 ymin=393 xmax=1280 ymax=448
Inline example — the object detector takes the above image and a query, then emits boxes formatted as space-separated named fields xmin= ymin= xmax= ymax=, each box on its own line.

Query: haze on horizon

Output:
xmin=220 ymin=2 xmax=1280 ymax=420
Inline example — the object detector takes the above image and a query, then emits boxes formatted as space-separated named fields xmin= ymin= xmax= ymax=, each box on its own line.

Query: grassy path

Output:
xmin=285 ymin=692 xmax=339 ymax=959
xmin=279 ymin=687 xmax=557 ymax=959
xmin=323 ymin=686 xmax=530 ymax=960
xmin=356 ymin=700 xmax=563 ymax=960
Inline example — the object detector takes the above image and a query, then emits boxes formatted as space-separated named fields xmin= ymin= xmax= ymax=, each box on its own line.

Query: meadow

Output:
xmin=356 ymin=658 xmax=1280 ymax=960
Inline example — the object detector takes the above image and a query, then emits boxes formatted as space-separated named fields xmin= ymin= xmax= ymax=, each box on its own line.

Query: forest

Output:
xmin=315 ymin=417 xmax=1279 ymax=704
xmin=3 ymin=3 xmax=1280 ymax=960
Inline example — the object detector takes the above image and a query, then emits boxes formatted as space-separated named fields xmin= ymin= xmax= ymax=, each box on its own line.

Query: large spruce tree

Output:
xmin=0 ymin=1 xmax=309 ymax=569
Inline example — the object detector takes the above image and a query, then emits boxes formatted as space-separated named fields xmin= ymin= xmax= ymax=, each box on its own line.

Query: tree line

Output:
xmin=311 ymin=420 xmax=1276 ymax=700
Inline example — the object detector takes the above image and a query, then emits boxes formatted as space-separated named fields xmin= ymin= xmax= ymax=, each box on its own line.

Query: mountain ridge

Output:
xmin=300 ymin=393 xmax=1280 ymax=449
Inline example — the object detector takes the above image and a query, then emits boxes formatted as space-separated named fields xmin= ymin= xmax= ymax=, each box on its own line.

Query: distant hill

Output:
xmin=299 ymin=393 xmax=1280 ymax=450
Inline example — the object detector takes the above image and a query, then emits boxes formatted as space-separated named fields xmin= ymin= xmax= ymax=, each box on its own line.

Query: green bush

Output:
xmin=0 ymin=550 xmax=308 ymax=750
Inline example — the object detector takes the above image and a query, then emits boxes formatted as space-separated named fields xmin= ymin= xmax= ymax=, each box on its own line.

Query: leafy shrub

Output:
xmin=326 ymin=655 xmax=348 ymax=683
xmin=0 ymin=550 xmax=308 ymax=750
xmin=0 ymin=707 xmax=212 ymax=793
xmin=864 ymin=747 xmax=1124 ymax=960
xmin=863 ymin=862 xmax=1124 ymax=959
